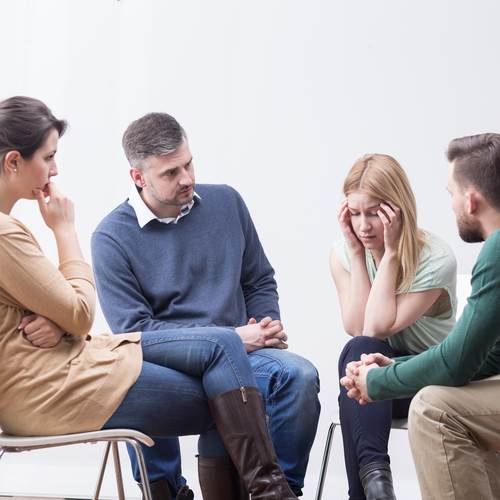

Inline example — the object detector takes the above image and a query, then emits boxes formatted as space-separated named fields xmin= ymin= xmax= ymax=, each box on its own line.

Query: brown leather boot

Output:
xmin=208 ymin=387 xmax=297 ymax=499
xmin=197 ymin=455 xmax=249 ymax=499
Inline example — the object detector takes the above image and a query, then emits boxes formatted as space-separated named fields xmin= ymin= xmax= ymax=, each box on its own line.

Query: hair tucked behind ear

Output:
xmin=0 ymin=96 xmax=66 ymax=172
xmin=343 ymin=154 xmax=426 ymax=294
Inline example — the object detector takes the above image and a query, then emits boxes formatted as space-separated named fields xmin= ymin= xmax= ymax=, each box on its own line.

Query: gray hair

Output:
xmin=122 ymin=112 xmax=186 ymax=169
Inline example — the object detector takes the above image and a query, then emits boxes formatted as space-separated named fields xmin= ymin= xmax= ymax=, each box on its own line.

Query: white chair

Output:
xmin=0 ymin=428 xmax=154 ymax=500
xmin=315 ymin=415 xmax=408 ymax=500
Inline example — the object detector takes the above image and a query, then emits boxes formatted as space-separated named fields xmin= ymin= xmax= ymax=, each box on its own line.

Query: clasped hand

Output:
xmin=235 ymin=317 xmax=288 ymax=352
xmin=340 ymin=352 xmax=394 ymax=405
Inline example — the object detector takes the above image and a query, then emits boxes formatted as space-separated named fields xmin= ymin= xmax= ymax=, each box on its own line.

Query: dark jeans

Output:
xmin=103 ymin=328 xmax=320 ymax=497
xmin=102 ymin=327 xmax=257 ymax=496
xmin=338 ymin=336 xmax=412 ymax=500
xmin=124 ymin=347 xmax=320 ymax=496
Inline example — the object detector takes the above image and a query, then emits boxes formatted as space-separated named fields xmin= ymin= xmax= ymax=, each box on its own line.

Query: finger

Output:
xmin=23 ymin=318 xmax=45 ymax=335
xmin=366 ymin=353 xmax=386 ymax=364
xmin=380 ymin=202 xmax=396 ymax=219
xmin=18 ymin=314 xmax=37 ymax=330
xmin=25 ymin=331 xmax=45 ymax=343
xmin=247 ymin=317 xmax=257 ymax=325
xmin=340 ymin=376 xmax=354 ymax=388
xmin=274 ymin=341 xmax=288 ymax=350
xmin=46 ymin=182 xmax=60 ymax=199
xmin=362 ymin=354 xmax=376 ymax=365
xmin=262 ymin=323 xmax=283 ymax=337
xmin=347 ymin=388 xmax=362 ymax=400
xmin=33 ymin=189 xmax=48 ymax=215
xmin=337 ymin=200 xmax=348 ymax=219
xmin=265 ymin=338 xmax=288 ymax=349
xmin=28 ymin=335 xmax=44 ymax=347
xmin=264 ymin=331 xmax=287 ymax=345
xmin=259 ymin=316 xmax=273 ymax=327
xmin=377 ymin=209 xmax=390 ymax=225
xmin=339 ymin=206 xmax=351 ymax=225
xmin=265 ymin=319 xmax=282 ymax=329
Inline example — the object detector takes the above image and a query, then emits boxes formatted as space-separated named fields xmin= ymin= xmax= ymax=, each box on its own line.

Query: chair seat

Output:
xmin=0 ymin=428 xmax=154 ymax=452
xmin=0 ymin=428 xmax=154 ymax=500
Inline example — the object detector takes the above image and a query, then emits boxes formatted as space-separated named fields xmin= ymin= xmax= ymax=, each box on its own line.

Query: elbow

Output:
xmin=445 ymin=367 xmax=473 ymax=387
xmin=362 ymin=328 xmax=391 ymax=340
xmin=69 ymin=298 xmax=95 ymax=337
xmin=362 ymin=318 xmax=394 ymax=339
xmin=343 ymin=322 xmax=364 ymax=337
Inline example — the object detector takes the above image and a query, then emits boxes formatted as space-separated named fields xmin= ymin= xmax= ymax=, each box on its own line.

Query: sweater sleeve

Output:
xmin=233 ymin=189 xmax=280 ymax=321
xmin=367 ymin=231 xmax=500 ymax=400
xmin=91 ymin=230 xmax=189 ymax=333
xmin=0 ymin=220 xmax=95 ymax=337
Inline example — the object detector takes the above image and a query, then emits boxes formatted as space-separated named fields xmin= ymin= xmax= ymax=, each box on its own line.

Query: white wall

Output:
xmin=0 ymin=0 xmax=498 ymax=497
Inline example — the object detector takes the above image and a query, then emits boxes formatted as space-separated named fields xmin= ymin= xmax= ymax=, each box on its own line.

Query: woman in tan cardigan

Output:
xmin=0 ymin=96 xmax=297 ymax=500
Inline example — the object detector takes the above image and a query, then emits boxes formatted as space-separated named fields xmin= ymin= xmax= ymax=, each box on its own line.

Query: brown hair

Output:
xmin=0 ymin=96 xmax=66 ymax=171
xmin=447 ymin=133 xmax=500 ymax=210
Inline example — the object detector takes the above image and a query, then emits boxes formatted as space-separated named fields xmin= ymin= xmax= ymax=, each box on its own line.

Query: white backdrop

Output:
xmin=1 ymin=0 xmax=499 ymax=498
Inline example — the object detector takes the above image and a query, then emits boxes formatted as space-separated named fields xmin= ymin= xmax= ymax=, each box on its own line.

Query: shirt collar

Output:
xmin=128 ymin=186 xmax=201 ymax=229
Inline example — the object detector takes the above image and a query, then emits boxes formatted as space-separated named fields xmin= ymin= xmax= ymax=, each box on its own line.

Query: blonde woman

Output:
xmin=330 ymin=154 xmax=457 ymax=500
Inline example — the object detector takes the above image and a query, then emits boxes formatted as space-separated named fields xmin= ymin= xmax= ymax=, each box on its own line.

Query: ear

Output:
xmin=4 ymin=150 xmax=22 ymax=175
xmin=129 ymin=167 xmax=146 ymax=188
xmin=465 ymin=190 xmax=479 ymax=215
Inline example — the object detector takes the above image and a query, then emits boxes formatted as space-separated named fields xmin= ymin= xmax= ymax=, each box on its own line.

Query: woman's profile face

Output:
xmin=346 ymin=190 xmax=385 ymax=251
xmin=17 ymin=128 xmax=59 ymax=199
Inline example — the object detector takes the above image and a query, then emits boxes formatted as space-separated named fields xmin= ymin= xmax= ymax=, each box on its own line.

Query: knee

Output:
xmin=212 ymin=328 xmax=245 ymax=355
xmin=408 ymin=385 xmax=447 ymax=438
xmin=280 ymin=355 xmax=320 ymax=396
xmin=338 ymin=336 xmax=388 ymax=371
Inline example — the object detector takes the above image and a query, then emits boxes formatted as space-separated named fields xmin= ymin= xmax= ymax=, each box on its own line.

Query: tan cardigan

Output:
xmin=0 ymin=213 xmax=142 ymax=436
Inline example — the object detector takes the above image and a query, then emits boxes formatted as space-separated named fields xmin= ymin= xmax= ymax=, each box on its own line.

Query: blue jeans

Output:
xmin=338 ymin=336 xmax=412 ymax=500
xmin=102 ymin=327 xmax=257 ymax=496
xmin=121 ymin=344 xmax=321 ymax=495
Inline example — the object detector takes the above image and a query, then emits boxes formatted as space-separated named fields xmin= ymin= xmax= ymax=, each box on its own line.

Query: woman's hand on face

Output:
xmin=34 ymin=183 xmax=75 ymax=233
xmin=19 ymin=314 xmax=65 ymax=349
xmin=377 ymin=202 xmax=402 ymax=255
xmin=338 ymin=200 xmax=364 ymax=255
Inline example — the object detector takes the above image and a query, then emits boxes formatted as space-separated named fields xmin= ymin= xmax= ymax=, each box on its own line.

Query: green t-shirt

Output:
xmin=367 ymin=229 xmax=500 ymax=400
xmin=333 ymin=231 xmax=457 ymax=354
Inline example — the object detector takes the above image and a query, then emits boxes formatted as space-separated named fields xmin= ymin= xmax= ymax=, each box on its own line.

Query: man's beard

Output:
xmin=149 ymin=185 xmax=194 ymax=207
xmin=457 ymin=213 xmax=484 ymax=243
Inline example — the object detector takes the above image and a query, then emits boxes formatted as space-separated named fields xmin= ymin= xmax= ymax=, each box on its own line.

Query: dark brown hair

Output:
xmin=0 ymin=96 xmax=67 ymax=170
xmin=447 ymin=133 xmax=500 ymax=210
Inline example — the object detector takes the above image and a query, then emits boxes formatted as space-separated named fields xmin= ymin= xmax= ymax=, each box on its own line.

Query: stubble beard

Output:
xmin=457 ymin=213 xmax=484 ymax=243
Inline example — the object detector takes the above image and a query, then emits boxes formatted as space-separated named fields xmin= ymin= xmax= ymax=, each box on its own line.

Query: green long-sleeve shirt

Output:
xmin=367 ymin=229 xmax=500 ymax=401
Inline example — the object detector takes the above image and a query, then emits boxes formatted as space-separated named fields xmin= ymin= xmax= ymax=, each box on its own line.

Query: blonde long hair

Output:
xmin=343 ymin=154 xmax=426 ymax=294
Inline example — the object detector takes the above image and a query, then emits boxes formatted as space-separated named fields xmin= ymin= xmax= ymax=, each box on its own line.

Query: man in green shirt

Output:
xmin=341 ymin=133 xmax=500 ymax=500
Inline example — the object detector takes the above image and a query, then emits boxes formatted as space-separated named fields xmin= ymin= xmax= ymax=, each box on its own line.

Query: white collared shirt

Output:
xmin=127 ymin=186 xmax=200 ymax=229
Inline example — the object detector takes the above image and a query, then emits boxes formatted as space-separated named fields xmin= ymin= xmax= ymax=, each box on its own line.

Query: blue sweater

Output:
xmin=91 ymin=184 xmax=279 ymax=334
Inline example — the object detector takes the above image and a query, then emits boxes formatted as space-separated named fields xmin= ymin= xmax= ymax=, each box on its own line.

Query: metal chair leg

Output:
xmin=127 ymin=439 xmax=152 ymax=500
xmin=112 ymin=442 xmax=126 ymax=500
xmin=93 ymin=442 xmax=111 ymax=500
xmin=315 ymin=422 xmax=338 ymax=500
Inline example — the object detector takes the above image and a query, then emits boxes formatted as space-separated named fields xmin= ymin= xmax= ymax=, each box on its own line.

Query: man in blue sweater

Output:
xmin=91 ymin=112 xmax=320 ymax=500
